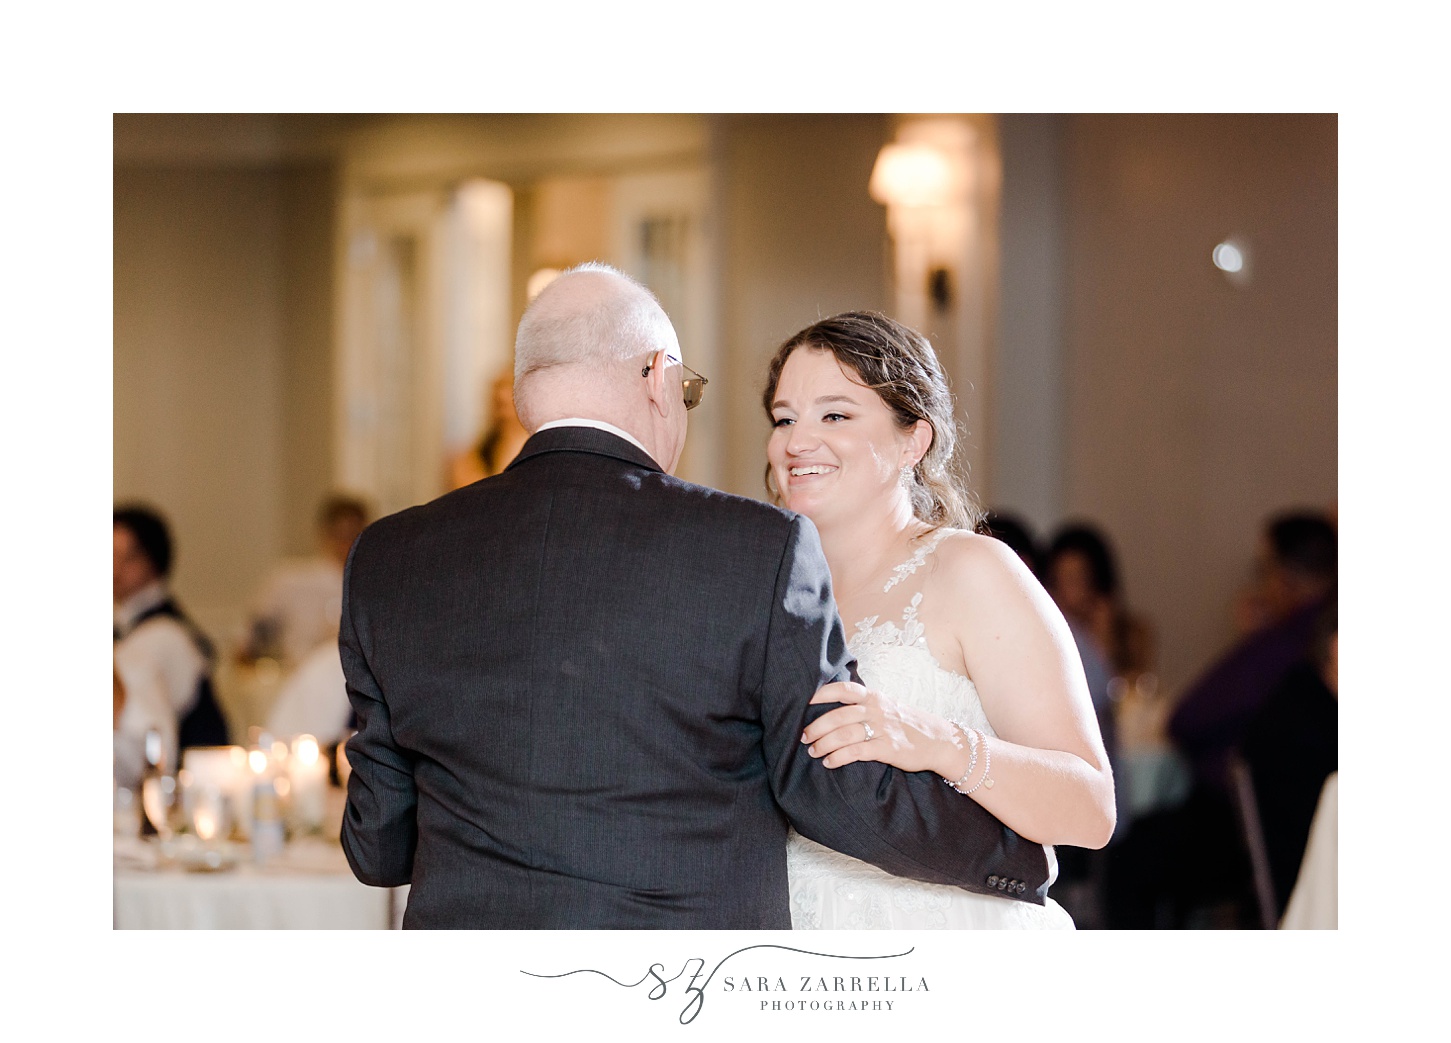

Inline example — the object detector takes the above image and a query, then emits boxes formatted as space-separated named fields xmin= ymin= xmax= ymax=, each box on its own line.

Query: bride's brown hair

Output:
xmin=761 ymin=311 xmax=980 ymax=532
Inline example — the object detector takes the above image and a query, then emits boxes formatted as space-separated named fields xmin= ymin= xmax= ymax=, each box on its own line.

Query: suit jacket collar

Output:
xmin=508 ymin=424 xmax=666 ymax=475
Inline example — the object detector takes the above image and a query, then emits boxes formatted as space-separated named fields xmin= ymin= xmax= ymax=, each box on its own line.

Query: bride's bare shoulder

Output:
xmin=930 ymin=527 xmax=1022 ymax=567
xmin=929 ymin=528 xmax=1039 ymax=593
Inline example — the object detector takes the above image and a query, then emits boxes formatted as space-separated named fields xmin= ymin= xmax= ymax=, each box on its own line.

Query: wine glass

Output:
xmin=143 ymin=728 xmax=169 ymax=776
xmin=141 ymin=773 xmax=179 ymax=841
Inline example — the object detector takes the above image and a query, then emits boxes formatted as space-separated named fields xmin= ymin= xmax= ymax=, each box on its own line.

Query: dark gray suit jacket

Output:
xmin=341 ymin=426 xmax=1048 ymax=928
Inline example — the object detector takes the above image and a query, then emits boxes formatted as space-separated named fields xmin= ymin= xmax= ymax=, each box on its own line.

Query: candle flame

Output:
xmin=194 ymin=808 xmax=217 ymax=842
xmin=293 ymin=735 xmax=320 ymax=766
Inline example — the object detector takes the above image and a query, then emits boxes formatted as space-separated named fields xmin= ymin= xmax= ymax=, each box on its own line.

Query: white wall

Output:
xmin=1059 ymin=114 xmax=1337 ymax=692
xmin=710 ymin=114 xmax=893 ymax=499
xmin=114 ymin=166 xmax=286 ymax=645
xmin=277 ymin=166 xmax=339 ymax=554
xmin=995 ymin=114 xmax=1068 ymax=529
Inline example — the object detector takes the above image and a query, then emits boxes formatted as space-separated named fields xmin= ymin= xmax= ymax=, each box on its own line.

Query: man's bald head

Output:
xmin=513 ymin=263 xmax=679 ymax=421
xmin=509 ymin=262 xmax=690 ymax=472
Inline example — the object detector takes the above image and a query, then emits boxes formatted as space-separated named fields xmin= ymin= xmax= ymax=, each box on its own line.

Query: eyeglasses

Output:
xmin=642 ymin=355 xmax=709 ymax=410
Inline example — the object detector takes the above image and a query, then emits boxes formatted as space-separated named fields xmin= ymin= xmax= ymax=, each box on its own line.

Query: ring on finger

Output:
xmin=863 ymin=722 xmax=876 ymax=741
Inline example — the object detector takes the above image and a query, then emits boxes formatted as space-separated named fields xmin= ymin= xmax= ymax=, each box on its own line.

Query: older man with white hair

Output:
xmin=339 ymin=262 xmax=1047 ymax=928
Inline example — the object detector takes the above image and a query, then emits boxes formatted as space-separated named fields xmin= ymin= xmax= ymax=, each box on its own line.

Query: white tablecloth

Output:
xmin=114 ymin=836 xmax=406 ymax=930
xmin=1280 ymin=772 xmax=1337 ymax=930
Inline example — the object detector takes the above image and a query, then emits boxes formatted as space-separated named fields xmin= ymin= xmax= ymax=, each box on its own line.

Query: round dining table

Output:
xmin=114 ymin=787 xmax=407 ymax=929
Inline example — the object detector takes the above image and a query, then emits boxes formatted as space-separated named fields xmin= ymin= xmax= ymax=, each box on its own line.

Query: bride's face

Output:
xmin=767 ymin=348 xmax=922 ymax=527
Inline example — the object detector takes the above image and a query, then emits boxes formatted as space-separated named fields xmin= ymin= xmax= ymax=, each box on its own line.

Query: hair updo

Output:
xmin=761 ymin=311 xmax=979 ymax=532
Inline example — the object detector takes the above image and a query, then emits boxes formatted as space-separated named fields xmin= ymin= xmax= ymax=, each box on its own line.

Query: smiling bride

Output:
xmin=762 ymin=311 xmax=1115 ymax=930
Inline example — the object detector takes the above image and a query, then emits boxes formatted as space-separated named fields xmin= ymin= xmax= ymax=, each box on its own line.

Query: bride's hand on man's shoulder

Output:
xmin=802 ymin=681 xmax=957 ymax=775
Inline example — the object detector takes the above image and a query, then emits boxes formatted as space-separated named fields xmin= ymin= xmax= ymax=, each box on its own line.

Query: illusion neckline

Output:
xmin=849 ymin=605 xmax=978 ymax=694
xmin=881 ymin=528 xmax=951 ymax=594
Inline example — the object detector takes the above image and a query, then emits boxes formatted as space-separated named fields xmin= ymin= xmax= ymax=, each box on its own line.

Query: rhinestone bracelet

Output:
xmin=942 ymin=720 xmax=979 ymax=794
xmin=959 ymin=729 xmax=993 ymax=795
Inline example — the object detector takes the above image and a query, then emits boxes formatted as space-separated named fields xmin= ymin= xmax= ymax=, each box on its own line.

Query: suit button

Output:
xmin=987 ymin=875 xmax=1000 ymax=888
xmin=1015 ymin=882 xmax=1026 ymax=894
xmin=997 ymin=878 xmax=1008 ymax=890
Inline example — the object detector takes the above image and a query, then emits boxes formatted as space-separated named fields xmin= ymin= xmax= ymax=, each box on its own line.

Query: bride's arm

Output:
xmin=803 ymin=534 xmax=1116 ymax=849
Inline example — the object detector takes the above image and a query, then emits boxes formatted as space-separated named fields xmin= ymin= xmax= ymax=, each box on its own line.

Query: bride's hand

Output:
xmin=802 ymin=681 xmax=964 ymax=776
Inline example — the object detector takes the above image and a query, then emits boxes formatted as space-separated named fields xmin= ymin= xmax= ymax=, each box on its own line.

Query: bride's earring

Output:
xmin=899 ymin=462 xmax=915 ymax=487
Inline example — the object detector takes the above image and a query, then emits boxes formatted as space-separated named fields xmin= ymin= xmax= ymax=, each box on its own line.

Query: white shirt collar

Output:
xmin=115 ymin=579 xmax=170 ymax=633
xmin=535 ymin=418 xmax=654 ymax=460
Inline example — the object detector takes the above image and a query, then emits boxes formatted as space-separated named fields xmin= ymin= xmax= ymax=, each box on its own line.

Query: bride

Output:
xmin=764 ymin=312 xmax=1116 ymax=929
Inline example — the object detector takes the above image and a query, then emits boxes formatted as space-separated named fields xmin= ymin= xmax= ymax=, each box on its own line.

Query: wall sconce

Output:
xmin=869 ymin=138 xmax=972 ymax=315
xmin=869 ymin=143 xmax=959 ymax=209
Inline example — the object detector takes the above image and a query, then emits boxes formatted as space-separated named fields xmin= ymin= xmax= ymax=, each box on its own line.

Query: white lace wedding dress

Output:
xmin=787 ymin=533 xmax=1075 ymax=930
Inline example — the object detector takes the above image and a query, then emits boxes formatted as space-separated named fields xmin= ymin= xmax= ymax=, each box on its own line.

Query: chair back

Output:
xmin=1227 ymin=751 xmax=1280 ymax=929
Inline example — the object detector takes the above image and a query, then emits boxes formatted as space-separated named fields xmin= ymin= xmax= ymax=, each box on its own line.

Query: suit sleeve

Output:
xmin=338 ymin=535 xmax=418 ymax=888
xmin=759 ymin=516 xmax=1052 ymax=903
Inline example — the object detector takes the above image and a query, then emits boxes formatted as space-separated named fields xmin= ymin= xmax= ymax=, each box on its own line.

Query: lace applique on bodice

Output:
xmin=851 ymin=591 xmax=926 ymax=656
xmin=881 ymin=528 xmax=950 ymax=593
xmin=846 ymin=529 xmax=994 ymax=735
xmin=849 ymin=594 xmax=995 ymax=739
xmin=785 ymin=529 xmax=1072 ymax=930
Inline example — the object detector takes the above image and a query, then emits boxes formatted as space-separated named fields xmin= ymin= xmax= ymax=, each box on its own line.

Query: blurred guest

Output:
xmin=112 ymin=667 xmax=155 ymax=790
xmin=113 ymin=505 xmax=228 ymax=781
xmin=449 ymin=370 xmax=530 ymax=488
xmin=1232 ymin=503 xmax=1336 ymax=637
xmin=1157 ymin=509 xmax=1336 ymax=926
xmin=1169 ymin=510 xmax=1336 ymax=794
xmin=986 ymin=511 xmax=1122 ymax=928
xmin=265 ymin=641 xmax=351 ymax=746
xmin=984 ymin=512 xmax=1118 ymax=781
xmin=1042 ymin=523 xmax=1146 ymax=818
xmin=979 ymin=510 xmax=1043 ymax=575
xmin=1045 ymin=522 xmax=1155 ymax=680
xmin=1240 ymin=594 xmax=1337 ymax=915
xmin=240 ymin=494 xmax=369 ymax=672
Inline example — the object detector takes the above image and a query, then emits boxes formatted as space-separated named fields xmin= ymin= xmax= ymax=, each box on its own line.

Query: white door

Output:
xmin=335 ymin=180 xmax=512 ymax=516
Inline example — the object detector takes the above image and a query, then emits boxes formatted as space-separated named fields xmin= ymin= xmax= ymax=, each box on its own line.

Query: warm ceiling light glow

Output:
xmin=869 ymin=143 xmax=956 ymax=208
xmin=1213 ymin=241 xmax=1245 ymax=273
xmin=527 ymin=268 xmax=561 ymax=300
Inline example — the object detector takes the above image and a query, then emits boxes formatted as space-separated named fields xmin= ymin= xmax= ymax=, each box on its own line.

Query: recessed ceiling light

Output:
xmin=1213 ymin=241 xmax=1245 ymax=273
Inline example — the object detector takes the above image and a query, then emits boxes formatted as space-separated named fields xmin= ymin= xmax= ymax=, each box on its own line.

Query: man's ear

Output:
xmin=643 ymin=350 xmax=672 ymax=418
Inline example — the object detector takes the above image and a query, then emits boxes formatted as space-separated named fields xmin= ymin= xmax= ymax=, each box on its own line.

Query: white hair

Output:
xmin=514 ymin=262 xmax=677 ymax=384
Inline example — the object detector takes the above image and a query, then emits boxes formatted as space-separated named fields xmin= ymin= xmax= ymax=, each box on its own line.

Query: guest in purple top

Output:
xmin=1168 ymin=511 xmax=1337 ymax=793
xmin=1131 ymin=510 xmax=1336 ymax=926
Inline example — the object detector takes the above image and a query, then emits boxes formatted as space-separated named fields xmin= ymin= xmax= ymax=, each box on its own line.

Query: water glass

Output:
xmin=188 ymin=784 xmax=232 ymax=846
xmin=114 ymin=782 xmax=142 ymax=838
xmin=142 ymin=774 xmax=180 ymax=840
